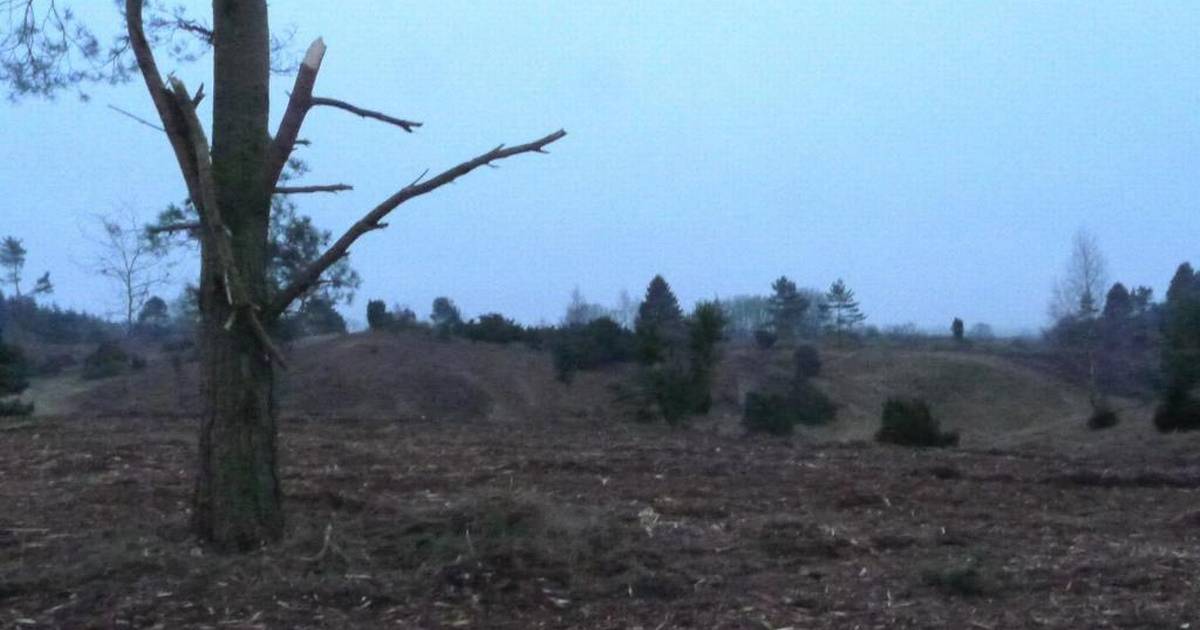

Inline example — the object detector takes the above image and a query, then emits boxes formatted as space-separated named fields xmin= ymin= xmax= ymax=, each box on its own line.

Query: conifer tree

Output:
xmin=635 ymin=275 xmax=684 ymax=364
xmin=823 ymin=279 xmax=866 ymax=347
xmin=768 ymin=276 xmax=808 ymax=344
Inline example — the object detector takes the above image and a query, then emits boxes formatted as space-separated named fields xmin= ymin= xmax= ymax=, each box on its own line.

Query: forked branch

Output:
xmin=266 ymin=129 xmax=567 ymax=319
xmin=267 ymin=38 xmax=422 ymax=189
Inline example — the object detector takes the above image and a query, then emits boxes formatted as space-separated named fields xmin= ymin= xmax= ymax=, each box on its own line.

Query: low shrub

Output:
xmin=743 ymin=382 xmax=837 ymax=436
xmin=1087 ymin=406 xmax=1119 ymax=430
xmin=875 ymin=397 xmax=959 ymax=447
xmin=81 ymin=341 xmax=131 ymax=381
xmin=0 ymin=398 xmax=34 ymax=417
xmin=1153 ymin=390 xmax=1200 ymax=433
xmin=462 ymin=313 xmax=527 ymax=345
xmin=793 ymin=344 xmax=821 ymax=380
xmin=37 ymin=353 xmax=76 ymax=376
xmin=753 ymin=328 xmax=777 ymax=349
xmin=922 ymin=562 xmax=986 ymax=597
xmin=551 ymin=317 xmax=634 ymax=383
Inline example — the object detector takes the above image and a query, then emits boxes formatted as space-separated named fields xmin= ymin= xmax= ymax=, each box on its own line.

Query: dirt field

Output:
xmin=1 ymin=414 xmax=1197 ymax=629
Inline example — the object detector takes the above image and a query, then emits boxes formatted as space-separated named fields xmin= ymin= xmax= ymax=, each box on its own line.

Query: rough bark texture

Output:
xmin=190 ymin=0 xmax=282 ymax=551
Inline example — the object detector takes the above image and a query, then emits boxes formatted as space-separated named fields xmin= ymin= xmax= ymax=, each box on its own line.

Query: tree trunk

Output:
xmin=191 ymin=0 xmax=281 ymax=551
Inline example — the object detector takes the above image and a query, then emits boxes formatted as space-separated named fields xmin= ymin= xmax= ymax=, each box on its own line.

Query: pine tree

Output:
xmin=824 ymin=279 xmax=866 ymax=347
xmin=635 ymin=275 xmax=684 ymax=365
xmin=768 ymin=276 xmax=809 ymax=344
xmin=951 ymin=318 xmax=964 ymax=342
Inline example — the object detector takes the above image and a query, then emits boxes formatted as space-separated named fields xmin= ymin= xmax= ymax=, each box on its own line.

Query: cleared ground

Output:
xmin=1 ymin=413 xmax=1198 ymax=628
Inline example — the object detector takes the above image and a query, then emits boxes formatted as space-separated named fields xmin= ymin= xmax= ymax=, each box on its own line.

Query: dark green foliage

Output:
xmin=135 ymin=296 xmax=171 ymax=338
xmin=793 ymin=344 xmax=821 ymax=380
xmin=634 ymin=275 xmax=684 ymax=365
xmin=0 ymin=398 xmax=34 ymax=417
xmin=1 ymin=296 xmax=114 ymax=344
xmin=823 ymin=279 xmax=866 ymax=346
xmin=431 ymin=297 xmax=463 ymax=339
xmin=551 ymin=317 xmax=634 ymax=382
xmin=742 ymin=382 xmax=836 ymax=436
xmin=686 ymin=301 xmax=727 ymax=414
xmin=743 ymin=340 xmax=833 ymax=435
xmin=1087 ymin=406 xmax=1119 ymax=430
xmin=876 ymin=397 xmax=959 ymax=447
xmin=753 ymin=328 xmax=777 ymax=349
xmin=768 ymin=276 xmax=809 ymax=344
xmin=0 ymin=327 xmax=31 ymax=397
xmin=923 ymin=562 xmax=986 ymax=597
xmin=1161 ymin=263 xmax=1200 ymax=397
xmin=951 ymin=318 xmax=964 ymax=342
xmin=367 ymin=300 xmax=417 ymax=332
xmin=742 ymin=391 xmax=796 ymax=435
xmin=81 ymin=341 xmax=132 ymax=381
xmin=637 ymin=365 xmax=700 ymax=427
xmin=464 ymin=313 xmax=527 ymax=345
xmin=1153 ymin=388 xmax=1200 ymax=433
xmin=367 ymin=299 xmax=392 ymax=330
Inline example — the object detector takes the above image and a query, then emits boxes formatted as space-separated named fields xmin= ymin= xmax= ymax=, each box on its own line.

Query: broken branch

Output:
xmin=267 ymin=37 xmax=326 ymax=188
xmin=266 ymin=128 xmax=566 ymax=319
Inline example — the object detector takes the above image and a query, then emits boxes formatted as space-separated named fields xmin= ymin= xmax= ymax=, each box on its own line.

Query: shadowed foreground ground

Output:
xmin=1 ymin=415 xmax=1197 ymax=628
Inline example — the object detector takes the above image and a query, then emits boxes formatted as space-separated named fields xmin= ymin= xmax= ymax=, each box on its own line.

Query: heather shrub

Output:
xmin=876 ymin=397 xmax=959 ymax=447
xmin=552 ymin=317 xmax=634 ymax=383
xmin=1087 ymin=406 xmax=1119 ymax=430
xmin=793 ymin=344 xmax=821 ymax=379
xmin=81 ymin=341 xmax=131 ymax=380
xmin=753 ymin=328 xmax=777 ymax=349
xmin=0 ymin=399 xmax=34 ymax=417
xmin=1153 ymin=389 xmax=1200 ymax=432
xmin=742 ymin=381 xmax=836 ymax=436
xmin=463 ymin=313 xmax=527 ymax=345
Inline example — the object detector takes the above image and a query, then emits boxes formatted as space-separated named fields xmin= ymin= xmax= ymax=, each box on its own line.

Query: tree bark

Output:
xmin=190 ymin=0 xmax=282 ymax=551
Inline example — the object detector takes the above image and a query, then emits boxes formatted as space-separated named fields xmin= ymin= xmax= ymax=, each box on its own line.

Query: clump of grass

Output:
xmin=922 ymin=560 xmax=987 ymax=597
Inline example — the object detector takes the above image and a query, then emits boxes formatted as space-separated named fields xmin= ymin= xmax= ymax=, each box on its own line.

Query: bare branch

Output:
xmin=266 ymin=129 xmax=566 ymax=319
xmin=107 ymin=103 xmax=164 ymax=132
xmin=267 ymin=37 xmax=325 ymax=188
xmin=310 ymin=97 xmax=422 ymax=133
xmin=275 ymin=184 xmax=353 ymax=195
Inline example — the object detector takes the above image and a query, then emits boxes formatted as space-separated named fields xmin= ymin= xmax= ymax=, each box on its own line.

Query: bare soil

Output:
xmin=1 ymin=414 xmax=1197 ymax=629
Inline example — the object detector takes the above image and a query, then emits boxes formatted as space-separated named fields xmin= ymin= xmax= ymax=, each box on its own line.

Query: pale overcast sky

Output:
xmin=1 ymin=1 xmax=1197 ymax=333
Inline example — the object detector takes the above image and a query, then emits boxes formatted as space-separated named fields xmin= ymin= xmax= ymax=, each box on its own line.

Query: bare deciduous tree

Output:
xmin=1050 ymin=228 xmax=1109 ymax=321
xmin=2 ymin=1 xmax=565 ymax=550
xmin=88 ymin=211 xmax=173 ymax=334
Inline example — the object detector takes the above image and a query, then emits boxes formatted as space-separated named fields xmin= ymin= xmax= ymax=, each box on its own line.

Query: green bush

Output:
xmin=0 ymin=398 xmax=34 ymax=417
xmin=793 ymin=344 xmax=821 ymax=380
xmin=551 ymin=317 xmax=634 ymax=383
xmin=743 ymin=391 xmax=795 ymax=435
xmin=463 ymin=313 xmax=527 ymax=345
xmin=875 ymin=397 xmax=959 ymax=447
xmin=81 ymin=341 xmax=131 ymax=381
xmin=742 ymin=382 xmax=836 ymax=436
xmin=1153 ymin=389 xmax=1200 ymax=432
xmin=0 ymin=340 xmax=31 ymax=396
